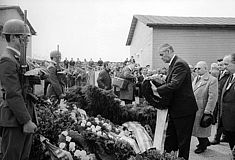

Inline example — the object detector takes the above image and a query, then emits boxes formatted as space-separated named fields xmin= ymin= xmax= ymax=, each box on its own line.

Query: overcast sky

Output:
xmin=1 ymin=0 xmax=235 ymax=62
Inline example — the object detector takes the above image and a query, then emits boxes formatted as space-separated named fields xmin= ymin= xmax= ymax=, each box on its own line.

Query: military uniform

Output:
xmin=0 ymin=47 xmax=37 ymax=160
xmin=46 ymin=61 xmax=64 ymax=101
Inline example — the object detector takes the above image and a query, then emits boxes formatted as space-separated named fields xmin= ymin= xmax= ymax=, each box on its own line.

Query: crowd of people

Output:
xmin=0 ymin=19 xmax=235 ymax=160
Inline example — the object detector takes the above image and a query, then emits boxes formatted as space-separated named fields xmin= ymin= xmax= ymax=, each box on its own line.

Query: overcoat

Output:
xmin=221 ymin=74 xmax=235 ymax=132
xmin=97 ymin=69 xmax=112 ymax=90
xmin=119 ymin=66 xmax=135 ymax=101
xmin=192 ymin=72 xmax=218 ymax=137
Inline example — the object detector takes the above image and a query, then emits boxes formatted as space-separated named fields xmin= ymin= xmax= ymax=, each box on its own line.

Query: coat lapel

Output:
xmin=166 ymin=55 xmax=177 ymax=82
xmin=193 ymin=73 xmax=209 ymax=92
xmin=221 ymin=75 xmax=234 ymax=101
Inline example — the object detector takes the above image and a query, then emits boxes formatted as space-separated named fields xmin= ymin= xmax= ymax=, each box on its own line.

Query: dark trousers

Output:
xmin=197 ymin=137 xmax=209 ymax=149
xmin=1 ymin=127 xmax=33 ymax=160
xmin=164 ymin=113 xmax=196 ymax=160
xmin=224 ymin=130 xmax=235 ymax=150
xmin=213 ymin=117 xmax=227 ymax=141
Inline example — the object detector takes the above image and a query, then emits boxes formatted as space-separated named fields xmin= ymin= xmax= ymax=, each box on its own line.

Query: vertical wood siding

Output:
xmin=152 ymin=27 xmax=235 ymax=69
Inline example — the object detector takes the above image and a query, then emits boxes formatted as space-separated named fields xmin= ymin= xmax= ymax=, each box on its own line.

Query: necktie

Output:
xmin=228 ymin=75 xmax=234 ymax=84
xmin=196 ymin=76 xmax=201 ymax=84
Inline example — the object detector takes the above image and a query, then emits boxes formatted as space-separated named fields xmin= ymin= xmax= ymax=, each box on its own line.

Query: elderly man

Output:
xmin=211 ymin=57 xmax=230 ymax=145
xmin=220 ymin=54 xmax=235 ymax=159
xmin=192 ymin=61 xmax=218 ymax=153
xmin=151 ymin=43 xmax=198 ymax=160
xmin=119 ymin=63 xmax=136 ymax=104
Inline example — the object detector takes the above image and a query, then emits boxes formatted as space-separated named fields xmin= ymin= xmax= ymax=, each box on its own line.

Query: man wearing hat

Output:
xmin=192 ymin=61 xmax=218 ymax=154
xmin=46 ymin=50 xmax=65 ymax=103
xmin=0 ymin=19 xmax=37 ymax=160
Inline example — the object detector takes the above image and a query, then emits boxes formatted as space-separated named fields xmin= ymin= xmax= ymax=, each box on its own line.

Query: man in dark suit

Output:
xmin=152 ymin=44 xmax=198 ymax=160
xmin=210 ymin=58 xmax=230 ymax=145
xmin=220 ymin=54 xmax=235 ymax=159
xmin=97 ymin=61 xmax=112 ymax=90
xmin=0 ymin=19 xmax=37 ymax=160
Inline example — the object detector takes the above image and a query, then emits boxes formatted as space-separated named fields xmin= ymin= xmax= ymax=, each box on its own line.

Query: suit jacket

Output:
xmin=47 ymin=61 xmax=63 ymax=98
xmin=192 ymin=73 xmax=218 ymax=137
xmin=221 ymin=74 xmax=235 ymax=131
xmin=217 ymin=71 xmax=230 ymax=118
xmin=0 ymin=48 xmax=34 ymax=127
xmin=157 ymin=55 xmax=198 ymax=118
xmin=97 ymin=69 xmax=112 ymax=90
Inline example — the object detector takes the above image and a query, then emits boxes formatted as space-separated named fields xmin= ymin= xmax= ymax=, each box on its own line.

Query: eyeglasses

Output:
xmin=194 ymin=68 xmax=201 ymax=70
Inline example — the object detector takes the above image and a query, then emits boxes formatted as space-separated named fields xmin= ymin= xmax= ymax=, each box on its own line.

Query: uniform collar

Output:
xmin=50 ymin=60 xmax=57 ymax=65
xmin=6 ymin=46 xmax=21 ymax=58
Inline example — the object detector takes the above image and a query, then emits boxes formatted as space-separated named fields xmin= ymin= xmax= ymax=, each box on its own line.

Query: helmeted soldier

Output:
xmin=46 ymin=50 xmax=65 ymax=103
xmin=0 ymin=19 xmax=37 ymax=160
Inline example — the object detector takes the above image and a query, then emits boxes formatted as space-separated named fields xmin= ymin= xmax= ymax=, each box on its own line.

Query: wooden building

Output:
xmin=0 ymin=5 xmax=36 ymax=57
xmin=126 ymin=15 xmax=235 ymax=69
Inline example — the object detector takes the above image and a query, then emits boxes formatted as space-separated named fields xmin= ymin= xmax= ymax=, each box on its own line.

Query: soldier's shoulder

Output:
xmin=0 ymin=51 xmax=15 ymax=62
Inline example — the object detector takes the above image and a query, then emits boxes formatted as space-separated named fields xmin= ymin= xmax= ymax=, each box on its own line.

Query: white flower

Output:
xmin=86 ymin=122 xmax=92 ymax=127
xmin=95 ymin=125 xmax=101 ymax=131
xmin=71 ymin=112 xmax=76 ymax=117
xmin=61 ymin=131 xmax=68 ymax=137
xmin=69 ymin=142 xmax=76 ymax=151
xmin=66 ymin=136 xmax=72 ymax=142
xmin=89 ymin=154 xmax=96 ymax=160
xmin=59 ymin=142 xmax=66 ymax=149
xmin=106 ymin=124 xmax=112 ymax=131
xmin=86 ymin=127 xmax=91 ymax=131
xmin=82 ymin=156 xmax=89 ymax=160
xmin=80 ymin=150 xmax=87 ymax=157
xmin=94 ymin=118 xmax=99 ymax=123
xmin=91 ymin=128 xmax=96 ymax=133
xmin=74 ymin=150 xmax=81 ymax=157
xmin=103 ymin=123 xmax=108 ymax=127
xmin=97 ymin=131 xmax=102 ymax=136
xmin=81 ymin=123 xmax=86 ymax=127
xmin=115 ymin=128 xmax=120 ymax=133
xmin=82 ymin=120 xmax=87 ymax=124
xmin=90 ymin=125 xmax=95 ymax=129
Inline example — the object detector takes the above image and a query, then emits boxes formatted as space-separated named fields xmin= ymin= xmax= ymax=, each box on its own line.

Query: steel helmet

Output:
xmin=2 ymin=19 xmax=30 ymax=35
xmin=50 ymin=50 xmax=61 ymax=59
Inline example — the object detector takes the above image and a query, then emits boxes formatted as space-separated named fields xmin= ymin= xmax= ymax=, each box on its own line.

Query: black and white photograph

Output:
xmin=0 ymin=0 xmax=235 ymax=159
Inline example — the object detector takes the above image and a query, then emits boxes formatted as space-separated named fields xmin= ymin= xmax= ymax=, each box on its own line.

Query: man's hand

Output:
xmin=150 ymin=81 xmax=161 ymax=98
xmin=23 ymin=120 xmax=37 ymax=133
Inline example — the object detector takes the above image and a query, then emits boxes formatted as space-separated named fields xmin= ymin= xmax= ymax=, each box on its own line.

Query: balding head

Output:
xmin=158 ymin=43 xmax=175 ymax=63
xmin=223 ymin=54 xmax=235 ymax=74
xmin=195 ymin=61 xmax=208 ymax=76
